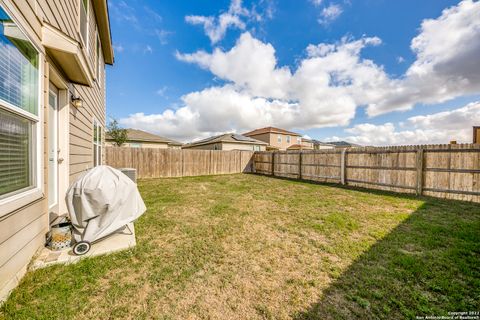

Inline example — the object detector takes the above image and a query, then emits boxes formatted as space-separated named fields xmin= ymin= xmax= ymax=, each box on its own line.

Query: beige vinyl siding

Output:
xmin=0 ymin=52 xmax=48 ymax=300
xmin=183 ymin=143 xmax=222 ymax=150
xmin=221 ymin=142 xmax=266 ymax=151
xmin=0 ymin=0 xmax=108 ymax=301
xmin=33 ymin=0 xmax=106 ymax=183
xmin=246 ymin=133 xmax=271 ymax=145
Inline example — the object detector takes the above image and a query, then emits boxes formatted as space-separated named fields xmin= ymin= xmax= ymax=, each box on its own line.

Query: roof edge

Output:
xmin=93 ymin=0 xmax=114 ymax=65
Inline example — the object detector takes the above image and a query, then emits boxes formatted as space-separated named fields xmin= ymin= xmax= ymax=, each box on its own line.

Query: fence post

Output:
xmin=271 ymin=152 xmax=275 ymax=176
xmin=340 ymin=149 xmax=347 ymax=185
xmin=416 ymin=148 xmax=424 ymax=195
xmin=298 ymin=152 xmax=303 ymax=179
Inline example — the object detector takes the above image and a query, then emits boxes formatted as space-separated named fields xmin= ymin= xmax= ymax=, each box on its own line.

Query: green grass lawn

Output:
xmin=1 ymin=174 xmax=479 ymax=319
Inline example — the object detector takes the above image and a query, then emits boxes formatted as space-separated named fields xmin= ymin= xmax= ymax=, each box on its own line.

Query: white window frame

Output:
xmin=286 ymin=135 xmax=291 ymax=143
xmin=93 ymin=118 xmax=102 ymax=166
xmin=277 ymin=135 xmax=282 ymax=143
xmin=0 ymin=1 xmax=44 ymax=217
xmin=96 ymin=31 xmax=101 ymax=82
xmin=79 ymin=0 xmax=89 ymax=52
xmin=297 ymin=137 xmax=301 ymax=143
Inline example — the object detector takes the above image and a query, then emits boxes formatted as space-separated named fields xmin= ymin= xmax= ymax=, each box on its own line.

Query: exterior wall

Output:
xmin=246 ymin=133 xmax=271 ymax=145
xmin=105 ymin=141 xmax=170 ymax=149
xmin=316 ymin=145 xmax=335 ymax=150
xmin=474 ymin=127 xmax=480 ymax=143
xmin=68 ymin=0 xmax=107 ymax=183
xmin=302 ymin=140 xmax=314 ymax=149
xmin=183 ymin=143 xmax=222 ymax=150
xmin=247 ymin=132 xmax=301 ymax=150
xmin=0 ymin=0 xmax=108 ymax=301
xmin=221 ymin=142 xmax=266 ymax=151
xmin=269 ymin=133 xmax=302 ymax=150
xmin=184 ymin=142 xmax=266 ymax=151
xmin=0 ymin=0 xmax=47 ymax=301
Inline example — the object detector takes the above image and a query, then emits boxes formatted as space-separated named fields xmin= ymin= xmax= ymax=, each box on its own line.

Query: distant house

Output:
xmin=474 ymin=126 xmax=480 ymax=143
xmin=301 ymin=139 xmax=335 ymax=150
xmin=325 ymin=141 xmax=361 ymax=149
xmin=106 ymin=129 xmax=182 ymax=149
xmin=182 ymin=133 xmax=267 ymax=151
xmin=243 ymin=127 xmax=302 ymax=151
xmin=287 ymin=138 xmax=314 ymax=151
xmin=287 ymin=144 xmax=312 ymax=151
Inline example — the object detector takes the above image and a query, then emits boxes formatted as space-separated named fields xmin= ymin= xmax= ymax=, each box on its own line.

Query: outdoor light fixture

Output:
xmin=69 ymin=83 xmax=83 ymax=108
xmin=71 ymin=94 xmax=83 ymax=108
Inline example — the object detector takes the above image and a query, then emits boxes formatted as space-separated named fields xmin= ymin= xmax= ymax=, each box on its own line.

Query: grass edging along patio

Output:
xmin=2 ymin=174 xmax=479 ymax=319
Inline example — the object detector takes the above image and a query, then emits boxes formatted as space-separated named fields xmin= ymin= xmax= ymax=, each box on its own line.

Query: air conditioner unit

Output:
xmin=119 ymin=168 xmax=137 ymax=183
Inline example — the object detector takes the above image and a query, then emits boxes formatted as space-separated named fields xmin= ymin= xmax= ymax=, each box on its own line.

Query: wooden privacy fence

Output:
xmin=253 ymin=144 xmax=480 ymax=202
xmin=105 ymin=147 xmax=254 ymax=179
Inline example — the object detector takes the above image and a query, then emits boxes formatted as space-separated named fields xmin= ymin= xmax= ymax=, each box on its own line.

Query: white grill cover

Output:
xmin=66 ymin=165 xmax=146 ymax=242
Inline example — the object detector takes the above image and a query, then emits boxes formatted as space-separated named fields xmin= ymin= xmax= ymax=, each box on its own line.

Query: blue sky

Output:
xmin=106 ymin=0 xmax=480 ymax=144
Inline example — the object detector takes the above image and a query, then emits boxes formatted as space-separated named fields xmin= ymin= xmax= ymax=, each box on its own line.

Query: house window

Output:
xmin=96 ymin=33 xmax=101 ymax=81
xmin=93 ymin=119 xmax=102 ymax=166
xmin=130 ymin=143 xmax=141 ymax=148
xmin=277 ymin=135 xmax=282 ymax=143
xmin=80 ymin=0 xmax=89 ymax=51
xmin=297 ymin=137 xmax=301 ymax=143
xmin=0 ymin=5 xmax=39 ymax=200
xmin=253 ymin=145 xmax=261 ymax=151
xmin=286 ymin=135 xmax=291 ymax=143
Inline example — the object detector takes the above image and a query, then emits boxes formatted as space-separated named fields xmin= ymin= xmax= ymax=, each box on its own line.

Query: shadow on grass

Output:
xmin=252 ymin=174 xmax=480 ymax=318
xmin=291 ymin=194 xmax=480 ymax=319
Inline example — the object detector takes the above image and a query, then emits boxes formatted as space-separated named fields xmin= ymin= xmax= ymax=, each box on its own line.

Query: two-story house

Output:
xmin=0 ymin=0 xmax=114 ymax=301
xmin=243 ymin=127 xmax=302 ymax=151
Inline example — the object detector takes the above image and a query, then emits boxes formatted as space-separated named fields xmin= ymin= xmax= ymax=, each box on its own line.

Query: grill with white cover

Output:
xmin=66 ymin=165 xmax=146 ymax=255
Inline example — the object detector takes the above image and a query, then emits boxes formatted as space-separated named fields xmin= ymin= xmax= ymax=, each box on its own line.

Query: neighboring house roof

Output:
xmin=243 ymin=126 xmax=302 ymax=137
xmin=106 ymin=129 xmax=183 ymax=146
xmin=325 ymin=141 xmax=361 ymax=147
xmin=310 ymin=139 xmax=336 ymax=147
xmin=183 ymin=133 xmax=268 ymax=148
xmin=287 ymin=144 xmax=313 ymax=150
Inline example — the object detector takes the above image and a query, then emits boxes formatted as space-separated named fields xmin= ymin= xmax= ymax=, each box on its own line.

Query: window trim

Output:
xmin=79 ymin=0 xmax=89 ymax=52
xmin=0 ymin=2 xmax=44 ymax=217
xmin=277 ymin=135 xmax=282 ymax=143
xmin=96 ymin=31 xmax=101 ymax=81
xmin=93 ymin=118 xmax=103 ymax=166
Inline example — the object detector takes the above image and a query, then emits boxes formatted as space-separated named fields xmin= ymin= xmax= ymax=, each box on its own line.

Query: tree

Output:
xmin=107 ymin=119 xmax=128 ymax=147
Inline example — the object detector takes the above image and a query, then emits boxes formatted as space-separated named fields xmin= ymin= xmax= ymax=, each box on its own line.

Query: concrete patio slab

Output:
xmin=32 ymin=223 xmax=136 ymax=270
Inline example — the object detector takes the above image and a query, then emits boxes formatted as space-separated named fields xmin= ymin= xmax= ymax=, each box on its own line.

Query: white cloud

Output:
xmin=176 ymin=33 xmax=292 ymax=99
xmin=185 ymin=0 xmax=250 ymax=44
xmin=113 ymin=44 xmax=124 ymax=53
xmin=396 ymin=56 xmax=405 ymax=63
xmin=109 ymin=1 xmax=138 ymax=24
xmin=309 ymin=0 xmax=323 ymax=7
xmin=318 ymin=4 xmax=343 ymax=25
xmin=328 ymin=101 xmax=480 ymax=146
xmin=120 ymin=86 xmax=299 ymax=141
xmin=366 ymin=0 xmax=480 ymax=116
xmin=155 ymin=29 xmax=173 ymax=45
xmin=143 ymin=45 xmax=153 ymax=54
xmin=156 ymin=86 xmax=168 ymax=97
xmin=122 ymin=1 xmax=480 ymax=142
